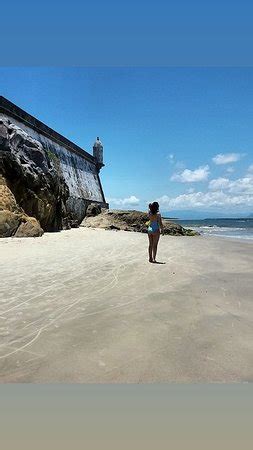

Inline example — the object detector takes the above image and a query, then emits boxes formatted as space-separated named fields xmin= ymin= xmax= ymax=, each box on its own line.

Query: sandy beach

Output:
xmin=0 ymin=228 xmax=252 ymax=382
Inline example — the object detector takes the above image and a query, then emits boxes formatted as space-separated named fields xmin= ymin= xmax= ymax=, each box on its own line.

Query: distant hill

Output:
xmin=248 ymin=214 xmax=253 ymax=218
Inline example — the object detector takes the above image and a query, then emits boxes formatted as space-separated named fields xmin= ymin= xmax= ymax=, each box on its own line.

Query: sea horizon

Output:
xmin=167 ymin=217 xmax=253 ymax=241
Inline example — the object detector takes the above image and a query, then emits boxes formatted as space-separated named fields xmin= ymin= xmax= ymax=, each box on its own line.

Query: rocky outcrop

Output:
xmin=81 ymin=207 xmax=199 ymax=236
xmin=0 ymin=176 xmax=43 ymax=237
xmin=0 ymin=117 xmax=71 ymax=237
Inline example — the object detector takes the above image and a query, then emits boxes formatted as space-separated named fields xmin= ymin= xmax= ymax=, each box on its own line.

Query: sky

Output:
xmin=1 ymin=67 xmax=253 ymax=217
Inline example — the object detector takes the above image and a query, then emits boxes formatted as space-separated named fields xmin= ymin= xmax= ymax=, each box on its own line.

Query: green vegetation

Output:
xmin=46 ymin=149 xmax=59 ymax=163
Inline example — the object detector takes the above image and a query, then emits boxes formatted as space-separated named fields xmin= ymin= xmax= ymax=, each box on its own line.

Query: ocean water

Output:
xmin=170 ymin=218 xmax=253 ymax=241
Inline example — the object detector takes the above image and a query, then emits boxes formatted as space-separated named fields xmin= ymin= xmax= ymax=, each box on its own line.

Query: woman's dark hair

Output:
xmin=149 ymin=202 xmax=159 ymax=215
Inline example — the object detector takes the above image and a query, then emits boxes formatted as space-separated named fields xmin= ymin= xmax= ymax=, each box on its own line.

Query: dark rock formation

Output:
xmin=0 ymin=117 xmax=71 ymax=237
xmin=81 ymin=208 xmax=199 ymax=236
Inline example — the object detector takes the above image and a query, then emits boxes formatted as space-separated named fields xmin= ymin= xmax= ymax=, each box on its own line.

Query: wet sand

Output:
xmin=0 ymin=228 xmax=252 ymax=382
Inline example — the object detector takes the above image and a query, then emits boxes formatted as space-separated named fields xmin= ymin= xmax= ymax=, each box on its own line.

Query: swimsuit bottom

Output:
xmin=148 ymin=221 xmax=160 ymax=233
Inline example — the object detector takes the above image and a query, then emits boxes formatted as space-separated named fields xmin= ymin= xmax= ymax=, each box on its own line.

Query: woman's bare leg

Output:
xmin=148 ymin=233 xmax=153 ymax=262
xmin=152 ymin=232 xmax=160 ymax=262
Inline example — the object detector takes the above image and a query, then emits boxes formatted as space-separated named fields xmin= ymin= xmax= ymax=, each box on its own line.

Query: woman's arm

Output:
xmin=158 ymin=214 xmax=164 ymax=235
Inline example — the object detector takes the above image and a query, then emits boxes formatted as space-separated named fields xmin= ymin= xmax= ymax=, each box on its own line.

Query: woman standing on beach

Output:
xmin=147 ymin=202 xmax=164 ymax=263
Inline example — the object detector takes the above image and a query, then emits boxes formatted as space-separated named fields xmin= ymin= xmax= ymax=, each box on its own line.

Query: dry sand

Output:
xmin=0 ymin=228 xmax=252 ymax=382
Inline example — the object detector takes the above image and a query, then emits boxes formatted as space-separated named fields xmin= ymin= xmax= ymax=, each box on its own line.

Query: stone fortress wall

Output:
xmin=0 ymin=96 xmax=108 ymax=223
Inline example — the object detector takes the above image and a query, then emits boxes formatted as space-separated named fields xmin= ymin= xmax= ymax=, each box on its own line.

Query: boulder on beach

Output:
xmin=81 ymin=206 xmax=198 ymax=236
xmin=14 ymin=216 xmax=44 ymax=238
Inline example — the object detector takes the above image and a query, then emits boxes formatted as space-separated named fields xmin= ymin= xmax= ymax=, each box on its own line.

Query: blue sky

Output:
xmin=1 ymin=67 xmax=253 ymax=217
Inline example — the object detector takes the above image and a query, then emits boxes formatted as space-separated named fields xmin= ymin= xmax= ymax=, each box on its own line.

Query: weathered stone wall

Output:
xmin=0 ymin=117 xmax=70 ymax=234
xmin=0 ymin=96 xmax=108 ymax=227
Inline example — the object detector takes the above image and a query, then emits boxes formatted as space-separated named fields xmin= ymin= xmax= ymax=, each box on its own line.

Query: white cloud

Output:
xmin=107 ymin=195 xmax=140 ymax=207
xmin=227 ymin=176 xmax=253 ymax=195
xmin=171 ymin=165 xmax=209 ymax=183
xmin=209 ymin=177 xmax=230 ymax=190
xmin=157 ymin=190 xmax=253 ymax=210
xmin=158 ymin=172 xmax=253 ymax=210
xmin=248 ymin=164 xmax=253 ymax=173
xmin=209 ymin=174 xmax=253 ymax=195
xmin=212 ymin=153 xmax=242 ymax=165
xmin=226 ymin=166 xmax=234 ymax=174
xmin=168 ymin=153 xmax=175 ymax=163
